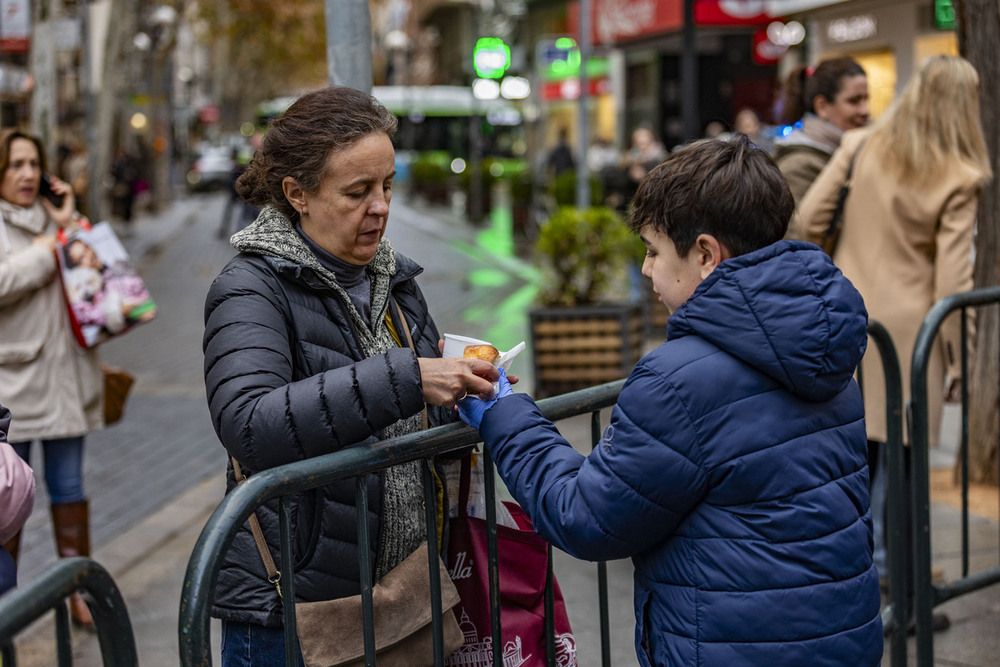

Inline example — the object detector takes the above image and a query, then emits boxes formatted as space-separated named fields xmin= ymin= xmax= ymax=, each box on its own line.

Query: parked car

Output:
xmin=186 ymin=146 xmax=235 ymax=192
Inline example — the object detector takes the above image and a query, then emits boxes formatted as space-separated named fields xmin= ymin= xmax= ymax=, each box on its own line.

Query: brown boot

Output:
xmin=50 ymin=500 xmax=95 ymax=629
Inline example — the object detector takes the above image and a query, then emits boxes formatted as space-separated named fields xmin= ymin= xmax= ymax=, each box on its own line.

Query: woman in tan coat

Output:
xmin=798 ymin=55 xmax=991 ymax=627
xmin=0 ymin=129 xmax=102 ymax=626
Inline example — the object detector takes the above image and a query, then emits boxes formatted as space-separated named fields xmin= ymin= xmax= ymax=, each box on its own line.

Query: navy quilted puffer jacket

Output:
xmin=481 ymin=241 xmax=883 ymax=665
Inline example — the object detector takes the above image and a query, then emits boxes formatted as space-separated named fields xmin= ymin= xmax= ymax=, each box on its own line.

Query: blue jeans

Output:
xmin=11 ymin=437 xmax=85 ymax=504
xmin=221 ymin=620 xmax=305 ymax=667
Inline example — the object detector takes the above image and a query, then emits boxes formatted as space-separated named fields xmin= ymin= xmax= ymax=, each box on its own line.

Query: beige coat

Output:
xmin=0 ymin=202 xmax=102 ymax=443
xmin=799 ymin=129 xmax=980 ymax=446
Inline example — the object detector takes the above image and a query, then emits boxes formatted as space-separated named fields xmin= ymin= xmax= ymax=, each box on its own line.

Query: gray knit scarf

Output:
xmin=232 ymin=205 xmax=425 ymax=580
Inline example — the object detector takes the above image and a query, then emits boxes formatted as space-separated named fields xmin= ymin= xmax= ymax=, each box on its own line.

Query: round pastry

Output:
xmin=464 ymin=344 xmax=500 ymax=364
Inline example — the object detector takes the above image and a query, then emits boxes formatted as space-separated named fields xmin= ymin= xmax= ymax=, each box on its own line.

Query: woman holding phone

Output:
xmin=0 ymin=128 xmax=102 ymax=628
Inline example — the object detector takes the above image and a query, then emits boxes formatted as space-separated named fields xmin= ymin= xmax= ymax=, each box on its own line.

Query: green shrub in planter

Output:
xmin=534 ymin=206 xmax=644 ymax=307
xmin=549 ymin=169 xmax=603 ymax=207
xmin=409 ymin=152 xmax=452 ymax=203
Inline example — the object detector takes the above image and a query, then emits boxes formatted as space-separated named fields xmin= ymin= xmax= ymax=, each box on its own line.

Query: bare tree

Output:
xmin=29 ymin=0 xmax=62 ymax=164
xmin=954 ymin=0 xmax=999 ymax=485
xmin=195 ymin=0 xmax=327 ymax=125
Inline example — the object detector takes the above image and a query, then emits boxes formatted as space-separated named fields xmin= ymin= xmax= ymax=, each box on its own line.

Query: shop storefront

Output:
xmin=801 ymin=0 xmax=958 ymax=118
xmin=572 ymin=0 xmax=784 ymax=149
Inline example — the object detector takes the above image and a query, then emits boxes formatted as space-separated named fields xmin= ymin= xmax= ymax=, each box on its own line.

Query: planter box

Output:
xmin=529 ymin=304 xmax=644 ymax=399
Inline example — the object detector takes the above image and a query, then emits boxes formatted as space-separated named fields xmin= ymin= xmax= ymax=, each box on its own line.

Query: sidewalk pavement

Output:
xmin=8 ymin=192 xmax=1000 ymax=666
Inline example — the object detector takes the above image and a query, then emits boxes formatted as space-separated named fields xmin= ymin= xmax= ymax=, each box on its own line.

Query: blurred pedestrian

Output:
xmin=616 ymin=126 xmax=667 ymax=211
xmin=587 ymin=136 xmax=620 ymax=175
xmin=546 ymin=128 xmax=576 ymax=178
xmin=219 ymin=147 xmax=249 ymax=239
xmin=773 ymin=57 xmax=869 ymax=226
xmin=799 ymin=55 xmax=992 ymax=632
xmin=733 ymin=107 xmax=774 ymax=154
xmin=702 ymin=119 xmax=728 ymax=139
xmin=1 ymin=401 xmax=36 ymax=596
xmin=203 ymin=86 xmax=503 ymax=666
xmin=63 ymin=142 xmax=90 ymax=219
xmin=457 ymin=136 xmax=883 ymax=665
xmin=0 ymin=129 xmax=103 ymax=627
xmin=624 ymin=126 xmax=668 ymax=179
xmin=110 ymin=148 xmax=139 ymax=229
xmin=588 ymin=136 xmax=622 ymax=209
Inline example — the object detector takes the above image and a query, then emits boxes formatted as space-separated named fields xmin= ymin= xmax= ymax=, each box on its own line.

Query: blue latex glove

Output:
xmin=457 ymin=368 xmax=513 ymax=430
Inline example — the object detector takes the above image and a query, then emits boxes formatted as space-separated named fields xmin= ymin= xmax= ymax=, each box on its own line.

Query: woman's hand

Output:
xmin=944 ymin=376 xmax=964 ymax=403
xmin=32 ymin=234 xmax=57 ymax=251
xmin=38 ymin=176 xmax=78 ymax=229
xmin=418 ymin=356 xmax=499 ymax=409
xmin=457 ymin=368 xmax=514 ymax=430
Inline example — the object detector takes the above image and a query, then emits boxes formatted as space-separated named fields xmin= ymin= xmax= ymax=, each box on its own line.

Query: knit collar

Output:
xmin=0 ymin=199 xmax=49 ymax=235
xmin=781 ymin=113 xmax=844 ymax=155
xmin=231 ymin=205 xmax=398 ymax=355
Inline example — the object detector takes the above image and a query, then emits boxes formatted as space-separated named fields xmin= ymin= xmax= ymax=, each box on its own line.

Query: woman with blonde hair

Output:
xmin=799 ymin=54 xmax=992 ymax=631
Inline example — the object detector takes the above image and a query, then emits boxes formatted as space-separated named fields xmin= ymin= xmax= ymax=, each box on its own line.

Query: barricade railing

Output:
xmin=910 ymin=286 xmax=1000 ymax=666
xmin=0 ymin=556 xmax=137 ymax=666
xmin=867 ymin=320 xmax=907 ymax=665
xmin=179 ymin=379 xmax=625 ymax=667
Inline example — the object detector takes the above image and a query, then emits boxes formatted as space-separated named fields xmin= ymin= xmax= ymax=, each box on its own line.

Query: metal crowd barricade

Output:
xmin=179 ymin=380 xmax=625 ymax=667
xmin=909 ymin=286 xmax=1000 ymax=666
xmin=866 ymin=320 xmax=908 ymax=665
xmin=0 ymin=557 xmax=138 ymax=666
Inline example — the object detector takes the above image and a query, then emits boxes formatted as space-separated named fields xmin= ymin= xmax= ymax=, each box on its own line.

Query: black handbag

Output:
xmin=821 ymin=140 xmax=866 ymax=256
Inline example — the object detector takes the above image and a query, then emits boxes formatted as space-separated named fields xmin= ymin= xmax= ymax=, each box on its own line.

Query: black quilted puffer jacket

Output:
xmin=203 ymin=246 xmax=454 ymax=627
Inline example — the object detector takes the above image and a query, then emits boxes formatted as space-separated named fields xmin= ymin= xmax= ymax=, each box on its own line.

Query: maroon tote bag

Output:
xmin=445 ymin=454 xmax=577 ymax=666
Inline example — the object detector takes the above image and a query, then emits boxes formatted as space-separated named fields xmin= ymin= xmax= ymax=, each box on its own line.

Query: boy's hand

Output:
xmin=457 ymin=368 xmax=513 ymax=429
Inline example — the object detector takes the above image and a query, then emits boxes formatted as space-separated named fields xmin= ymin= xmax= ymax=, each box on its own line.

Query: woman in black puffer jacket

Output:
xmin=202 ymin=86 xmax=501 ymax=666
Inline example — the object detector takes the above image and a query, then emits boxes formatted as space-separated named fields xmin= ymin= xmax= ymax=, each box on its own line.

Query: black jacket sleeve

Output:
xmin=203 ymin=259 xmax=426 ymax=470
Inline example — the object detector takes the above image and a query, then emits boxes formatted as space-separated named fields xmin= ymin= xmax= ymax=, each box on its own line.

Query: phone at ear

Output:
xmin=39 ymin=174 xmax=65 ymax=207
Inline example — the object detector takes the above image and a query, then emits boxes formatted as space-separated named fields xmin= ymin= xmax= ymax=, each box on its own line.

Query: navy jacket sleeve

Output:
xmin=203 ymin=261 xmax=426 ymax=471
xmin=479 ymin=364 xmax=708 ymax=562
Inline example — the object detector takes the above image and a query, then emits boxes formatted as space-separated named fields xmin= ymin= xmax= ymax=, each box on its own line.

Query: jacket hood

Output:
xmin=667 ymin=241 xmax=867 ymax=402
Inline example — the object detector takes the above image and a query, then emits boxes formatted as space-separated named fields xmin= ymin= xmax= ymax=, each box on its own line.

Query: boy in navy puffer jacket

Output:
xmin=459 ymin=136 xmax=883 ymax=666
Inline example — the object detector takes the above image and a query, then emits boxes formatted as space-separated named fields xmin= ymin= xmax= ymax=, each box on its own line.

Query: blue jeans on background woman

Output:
xmin=11 ymin=437 xmax=85 ymax=503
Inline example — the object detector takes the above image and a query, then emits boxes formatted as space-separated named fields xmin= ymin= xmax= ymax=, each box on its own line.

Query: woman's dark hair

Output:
xmin=235 ymin=86 xmax=398 ymax=220
xmin=628 ymin=136 xmax=793 ymax=257
xmin=779 ymin=57 xmax=866 ymax=125
xmin=0 ymin=129 xmax=48 ymax=179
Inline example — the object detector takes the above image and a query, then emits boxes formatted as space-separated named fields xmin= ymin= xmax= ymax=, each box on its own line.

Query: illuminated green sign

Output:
xmin=536 ymin=37 xmax=609 ymax=82
xmin=473 ymin=38 xmax=511 ymax=79
xmin=934 ymin=0 xmax=955 ymax=29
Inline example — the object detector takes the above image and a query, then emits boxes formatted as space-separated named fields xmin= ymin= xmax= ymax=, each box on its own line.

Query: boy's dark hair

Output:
xmin=627 ymin=136 xmax=793 ymax=257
